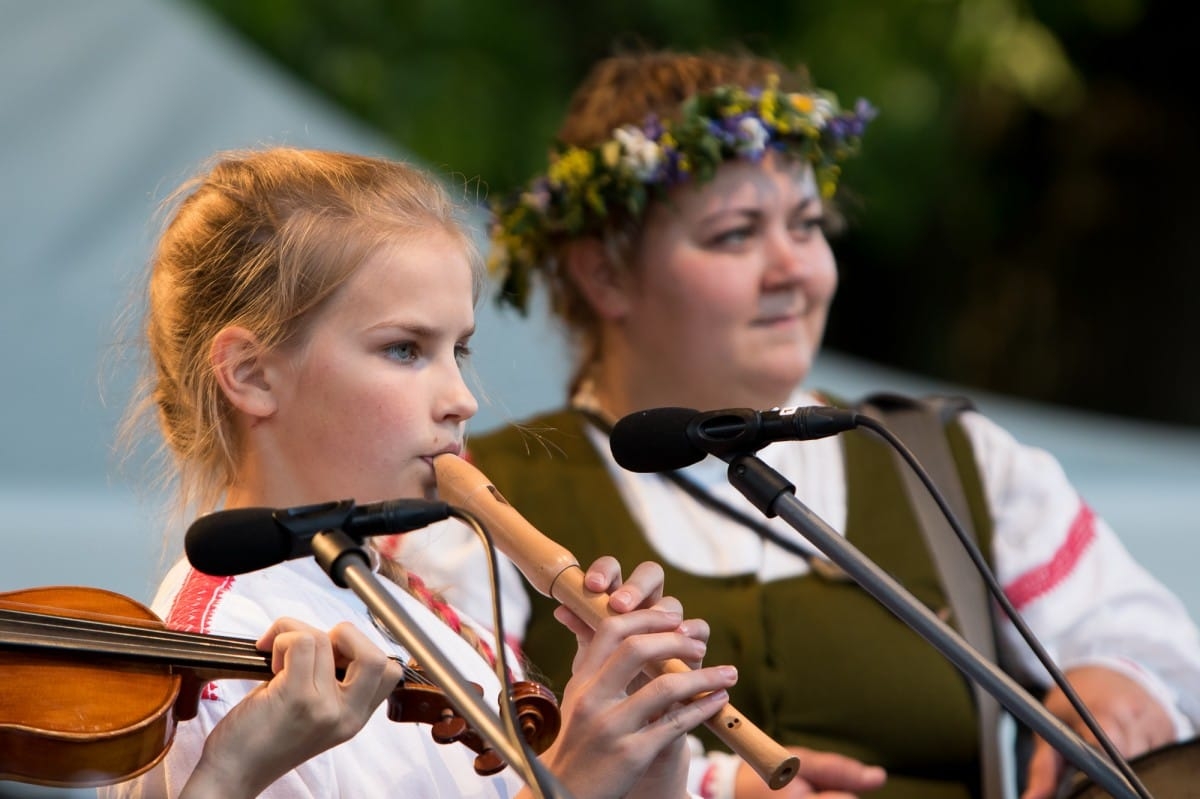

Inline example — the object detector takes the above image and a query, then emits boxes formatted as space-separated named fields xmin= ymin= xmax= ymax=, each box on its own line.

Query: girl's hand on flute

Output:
xmin=583 ymin=556 xmax=665 ymax=614
xmin=532 ymin=557 xmax=737 ymax=799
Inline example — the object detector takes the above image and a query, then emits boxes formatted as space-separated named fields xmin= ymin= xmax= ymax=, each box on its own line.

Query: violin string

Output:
xmin=1 ymin=608 xmax=270 ymax=667
xmin=0 ymin=610 xmax=259 ymax=655
xmin=0 ymin=607 xmax=257 ymax=651
xmin=1 ymin=608 xmax=434 ymax=688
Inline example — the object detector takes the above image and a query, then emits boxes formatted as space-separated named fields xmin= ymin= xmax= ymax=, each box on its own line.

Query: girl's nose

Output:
xmin=436 ymin=361 xmax=479 ymax=423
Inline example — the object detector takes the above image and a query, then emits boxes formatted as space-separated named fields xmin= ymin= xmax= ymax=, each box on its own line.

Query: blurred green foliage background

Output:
xmin=193 ymin=0 xmax=1199 ymax=426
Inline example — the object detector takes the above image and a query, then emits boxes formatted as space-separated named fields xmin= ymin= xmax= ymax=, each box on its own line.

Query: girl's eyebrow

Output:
xmin=367 ymin=321 xmax=476 ymax=339
xmin=366 ymin=321 xmax=431 ymax=335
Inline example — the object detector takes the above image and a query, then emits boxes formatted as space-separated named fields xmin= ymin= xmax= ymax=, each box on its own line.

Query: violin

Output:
xmin=0 ymin=585 xmax=560 ymax=788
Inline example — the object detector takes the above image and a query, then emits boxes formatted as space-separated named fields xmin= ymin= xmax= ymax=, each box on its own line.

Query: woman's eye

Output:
xmin=709 ymin=226 xmax=753 ymax=247
xmin=384 ymin=341 xmax=419 ymax=363
xmin=792 ymin=215 xmax=827 ymax=239
xmin=454 ymin=343 xmax=473 ymax=365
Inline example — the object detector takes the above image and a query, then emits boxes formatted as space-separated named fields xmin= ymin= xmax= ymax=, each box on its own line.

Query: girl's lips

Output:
xmin=422 ymin=445 xmax=462 ymax=465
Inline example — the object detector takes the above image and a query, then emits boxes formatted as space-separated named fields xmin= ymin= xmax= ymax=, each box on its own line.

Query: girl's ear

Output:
xmin=210 ymin=326 xmax=277 ymax=420
xmin=563 ymin=238 xmax=632 ymax=321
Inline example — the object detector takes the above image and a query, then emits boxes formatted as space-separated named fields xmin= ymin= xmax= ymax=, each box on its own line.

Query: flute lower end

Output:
xmin=768 ymin=756 xmax=800 ymax=790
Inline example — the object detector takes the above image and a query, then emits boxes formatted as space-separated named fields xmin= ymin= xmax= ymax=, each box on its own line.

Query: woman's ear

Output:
xmin=563 ymin=238 xmax=632 ymax=320
xmin=210 ymin=326 xmax=277 ymax=420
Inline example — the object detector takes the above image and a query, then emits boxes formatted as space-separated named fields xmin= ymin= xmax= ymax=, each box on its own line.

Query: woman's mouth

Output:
xmin=752 ymin=312 xmax=800 ymax=327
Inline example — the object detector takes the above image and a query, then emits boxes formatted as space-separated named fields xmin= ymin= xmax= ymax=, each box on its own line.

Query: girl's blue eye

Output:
xmin=385 ymin=341 xmax=419 ymax=363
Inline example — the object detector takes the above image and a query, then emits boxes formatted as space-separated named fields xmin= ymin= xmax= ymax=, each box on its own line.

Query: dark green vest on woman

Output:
xmin=468 ymin=407 xmax=995 ymax=799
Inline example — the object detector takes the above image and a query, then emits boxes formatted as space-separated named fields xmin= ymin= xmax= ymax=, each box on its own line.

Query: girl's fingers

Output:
xmin=607 ymin=561 xmax=665 ymax=613
xmin=582 ymin=558 xmax=670 ymax=615
xmin=257 ymin=616 xmax=322 ymax=670
xmin=581 ymin=617 xmax=713 ymax=700
xmin=256 ymin=618 xmax=399 ymax=722
xmin=583 ymin=556 xmax=623 ymax=593
xmin=640 ymin=683 xmax=732 ymax=737
xmin=677 ymin=618 xmax=710 ymax=645
xmin=676 ymin=618 xmax=710 ymax=669
xmin=328 ymin=622 xmax=402 ymax=709
xmin=621 ymin=666 xmax=737 ymax=751
xmin=554 ymin=604 xmax=596 ymax=642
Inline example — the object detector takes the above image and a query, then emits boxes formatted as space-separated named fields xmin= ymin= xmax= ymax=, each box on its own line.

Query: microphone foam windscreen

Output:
xmin=185 ymin=507 xmax=289 ymax=576
xmin=609 ymin=407 xmax=704 ymax=473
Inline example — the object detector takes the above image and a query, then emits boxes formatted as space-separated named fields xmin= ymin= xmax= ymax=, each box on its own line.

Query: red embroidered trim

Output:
xmin=164 ymin=569 xmax=234 ymax=700
xmin=406 ymin=571 xmax=500 ymax=670
xmin=1004 ymin=504 xmax=1096 ymax=611
xmin=373 ymin=534 xmax=404 ymax=561
xmin=164 ymin=570 xmax=234 ymax=633
xmin=505 ymin=633 xmax=525 ymax=663
xmin=699 ymin=763 xmax=720 ymax=799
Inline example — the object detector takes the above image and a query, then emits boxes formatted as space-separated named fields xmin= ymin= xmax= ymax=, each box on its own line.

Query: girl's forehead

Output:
xmin=299 ymin=232 xmax=474 ymax=331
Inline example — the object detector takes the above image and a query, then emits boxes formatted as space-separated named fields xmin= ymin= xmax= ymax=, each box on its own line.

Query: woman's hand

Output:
xmin=533 ymin=558 xmax=738 ymax=799
xmin=734 ymin=746 xmax=886 ymax=798
xmin=1020 ymin=665 xmax=1175 ymax=799
xmin=181 ymin=618 xmax=403 ymax=799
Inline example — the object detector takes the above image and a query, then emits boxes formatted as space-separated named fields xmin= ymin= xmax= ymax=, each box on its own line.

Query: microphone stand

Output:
xmin=308 ymin=528 xmax=573 ymax=799
xmin=723 ymin=453 xmax=1142 ymax=799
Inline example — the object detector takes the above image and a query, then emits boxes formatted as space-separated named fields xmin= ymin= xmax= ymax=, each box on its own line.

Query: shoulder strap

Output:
xmin=856 ymin=392 xmax=1012 ymax=799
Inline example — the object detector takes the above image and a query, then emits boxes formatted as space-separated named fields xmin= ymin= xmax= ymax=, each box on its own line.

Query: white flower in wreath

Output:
xmin=812 ymin=96 xmax=837 ymax=125
xmin=520 ymin=184 xmax=551 ymax=213
xmin=614 ymin=125 xmax=662 ymax=180
xmin=735 ymin=116 xmax=770 ymax=157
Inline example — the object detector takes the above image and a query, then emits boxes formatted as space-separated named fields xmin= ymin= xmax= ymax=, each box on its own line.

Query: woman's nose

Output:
xmin=762 ymin=225 xmax=807 ymax=288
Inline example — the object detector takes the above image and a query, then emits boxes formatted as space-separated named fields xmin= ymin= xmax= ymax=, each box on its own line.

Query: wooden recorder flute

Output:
xmin=434 ymin=453 xmax=799 ymax=790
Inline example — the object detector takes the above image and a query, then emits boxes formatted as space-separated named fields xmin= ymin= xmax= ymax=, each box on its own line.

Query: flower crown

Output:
xmin=489 ymin=75 xmax=876 ymax=313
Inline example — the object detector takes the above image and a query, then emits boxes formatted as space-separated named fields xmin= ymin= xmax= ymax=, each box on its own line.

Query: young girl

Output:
xmin=102 ymin=147 xmax=737 ymax=798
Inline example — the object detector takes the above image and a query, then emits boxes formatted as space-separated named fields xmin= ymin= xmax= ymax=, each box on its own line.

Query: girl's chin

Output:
xmin=416 ymin=471 xmax=440 ymax=501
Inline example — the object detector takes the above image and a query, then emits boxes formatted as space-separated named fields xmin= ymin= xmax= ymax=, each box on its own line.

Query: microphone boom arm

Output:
xmin=724 ymin=453 xmax=1140 ymax=799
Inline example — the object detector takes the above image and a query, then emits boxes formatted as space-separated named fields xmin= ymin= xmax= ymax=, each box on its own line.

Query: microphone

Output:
xmin=610 ymin=405 xmax=861 ymax=472
xmin=185 ymin=498 xmax=451 ymax=576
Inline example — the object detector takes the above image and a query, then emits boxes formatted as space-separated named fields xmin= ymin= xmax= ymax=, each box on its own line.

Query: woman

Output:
xmin=398 ymin=51 xmax=1200 ymax=799
xmin=101 ymin=147 xmax=737 ymax=798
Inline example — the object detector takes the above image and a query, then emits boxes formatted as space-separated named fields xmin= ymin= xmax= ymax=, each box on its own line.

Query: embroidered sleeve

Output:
xmin=961 ymin=411 xmax=1200 ymax=731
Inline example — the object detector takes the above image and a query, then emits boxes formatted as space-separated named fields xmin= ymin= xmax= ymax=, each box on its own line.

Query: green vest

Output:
xmin=469 ymin=407 xmax=994 ymax=799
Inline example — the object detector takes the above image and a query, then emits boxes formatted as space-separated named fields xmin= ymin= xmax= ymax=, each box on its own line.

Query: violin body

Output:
xmin=1 ymin=584 xmax=562 ymax=788
xmin=0 ymin=586 xmax=183 ymax=787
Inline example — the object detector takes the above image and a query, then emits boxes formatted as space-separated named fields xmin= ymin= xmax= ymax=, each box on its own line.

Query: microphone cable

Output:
xmin=444 ymin=505 xmax=575 ymax=799
xmin=853 ymin=413 xmax=1153 ymax=799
